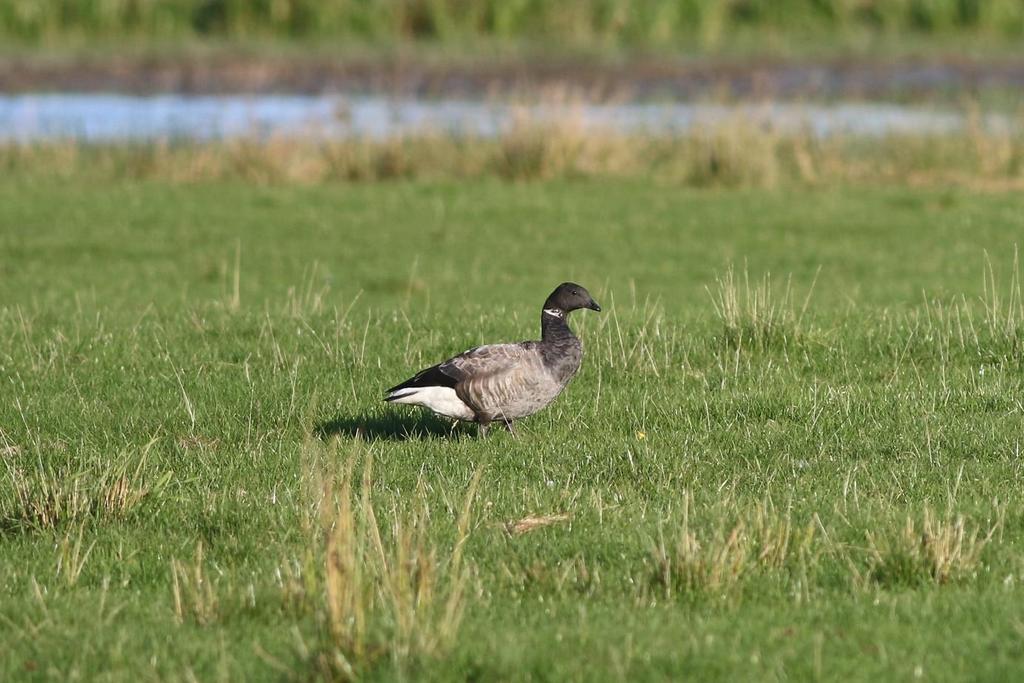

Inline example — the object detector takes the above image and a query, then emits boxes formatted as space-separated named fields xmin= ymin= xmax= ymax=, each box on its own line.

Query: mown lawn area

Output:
xmin=1 ymin=177 xmax=1023 ymax=680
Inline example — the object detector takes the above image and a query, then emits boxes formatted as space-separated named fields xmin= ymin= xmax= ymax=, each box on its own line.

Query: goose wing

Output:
xmin=441 ymin=343 xmax=547 ymax=418
xmin=386 ymin=343 xmax=527 ymax=394
xmin=385 ymin=362 xmax=458 ymax=395
xmin=439 ymin=343 xmax=531 ymax=380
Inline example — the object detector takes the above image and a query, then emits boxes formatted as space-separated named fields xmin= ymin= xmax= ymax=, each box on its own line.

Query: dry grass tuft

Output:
xmin=1 ymin=439 xmax=169 ymax=533
xmin=708 ymin=263 xmax=816 ymax=351
xmin=981 ymin=247 xmax=1024 ymax=352
xmin=55 ymin=524 xmax=97 ymax=588
xmin=2 ymin=106 xmax=1022 ymax=190
xmin=176 ymin=435 xmax=220 ymax=451
xmin=897 ymin=250 xmax=1024 ymax=362
xmin=171 ymin=542 xmax=220 ymax=625
xmin=651 ymin=497 xmax=816 ymax=600
xmin=284 ymin=441 xmax=481 ymax=678
xmin=865 ymin=507 xmax=997 ymax=587
xmin=651 ymin=499 xmax=1000 ymax=599
xmin=679 ymin=119 xmax=783 ymax=187
xmin=505 ymin=513 xmax=571 ymax=536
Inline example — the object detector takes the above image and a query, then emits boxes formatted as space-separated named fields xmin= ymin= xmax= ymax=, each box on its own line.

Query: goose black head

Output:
xmin=544 ymin=282 xmax=601 ymax=315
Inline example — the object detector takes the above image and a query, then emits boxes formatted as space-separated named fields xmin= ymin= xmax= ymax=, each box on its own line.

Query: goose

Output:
xmin=385 ymin=282 xmax=601 ymax=436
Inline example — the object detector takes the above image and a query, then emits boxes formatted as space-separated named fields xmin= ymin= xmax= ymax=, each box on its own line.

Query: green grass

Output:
xmin=3 ymin=0 xmax=1024 ymax=57
xmin=2 ymin=176 xmax=1024 ymax=680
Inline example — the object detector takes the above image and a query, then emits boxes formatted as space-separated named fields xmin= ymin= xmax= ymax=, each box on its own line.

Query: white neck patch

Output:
xmin=543 ymin=308 xmax=564 ymax=318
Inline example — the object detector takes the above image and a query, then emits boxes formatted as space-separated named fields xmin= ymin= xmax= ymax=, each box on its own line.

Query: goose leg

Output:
xmin=477 ymin=421 xmax=489 ymax=438
xmin=502 ymin=419 xmax=517 ymax=438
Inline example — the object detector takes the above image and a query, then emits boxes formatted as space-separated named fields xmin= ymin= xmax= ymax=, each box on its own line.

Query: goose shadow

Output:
xmin=313 ymin=411 xmax=465 ymax=442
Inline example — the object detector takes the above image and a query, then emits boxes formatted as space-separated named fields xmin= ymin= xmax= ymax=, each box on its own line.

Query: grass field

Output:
xmin=2 ymin=175 xmax=1024 ymax=680
xmin=4 ymin=0 xmax=1024 ymax=54
xmin=6 ymin=0 xmax=1024 ymax=63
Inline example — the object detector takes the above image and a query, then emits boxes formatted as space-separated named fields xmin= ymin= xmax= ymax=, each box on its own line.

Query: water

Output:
xmin=0 ymin=93 xmax=1009 ymax=142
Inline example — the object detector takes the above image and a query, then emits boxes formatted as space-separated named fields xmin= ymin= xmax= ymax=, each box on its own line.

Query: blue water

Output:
xmin=0 ymin=93 xmax=1008 ymax=142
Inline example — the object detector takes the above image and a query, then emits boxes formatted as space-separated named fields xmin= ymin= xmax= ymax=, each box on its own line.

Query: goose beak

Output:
xmin=588 ymin=300 xmax=601 ymax=312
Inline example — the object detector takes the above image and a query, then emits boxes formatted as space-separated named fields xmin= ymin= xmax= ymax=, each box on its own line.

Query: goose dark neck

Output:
xmin=541 ymin=308 xmax=576 ymax=343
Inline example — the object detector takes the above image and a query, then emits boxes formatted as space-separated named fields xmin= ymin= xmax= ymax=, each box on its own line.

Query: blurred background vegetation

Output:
xmin=3 ymin=0 xmax=1023 ymax=53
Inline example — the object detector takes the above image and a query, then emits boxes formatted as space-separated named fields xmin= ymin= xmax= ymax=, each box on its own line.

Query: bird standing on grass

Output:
xmin=385 ymin=282 xmax=601 ymax=437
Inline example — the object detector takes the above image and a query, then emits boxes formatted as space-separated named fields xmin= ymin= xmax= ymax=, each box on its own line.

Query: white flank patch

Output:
xmin=387 ymin=386 xmax=475 ymax=421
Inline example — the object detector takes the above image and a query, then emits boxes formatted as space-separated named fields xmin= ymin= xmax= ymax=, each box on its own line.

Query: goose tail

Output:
xmin=384 ymin=364 xmax=458 ymax=398
xmin=383 ymin=384 xmax=475 ymax=421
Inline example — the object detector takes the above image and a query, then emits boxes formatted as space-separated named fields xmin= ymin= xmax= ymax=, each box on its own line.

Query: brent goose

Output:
xmin=385 ymin=282 xmax=601 ymax=436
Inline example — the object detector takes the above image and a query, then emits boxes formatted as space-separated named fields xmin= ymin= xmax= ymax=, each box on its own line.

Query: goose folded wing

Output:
xmin=439 ymin=343 xmax=532 ymax=382
xmin=441 ymin=343 xmax=547 ymax=415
